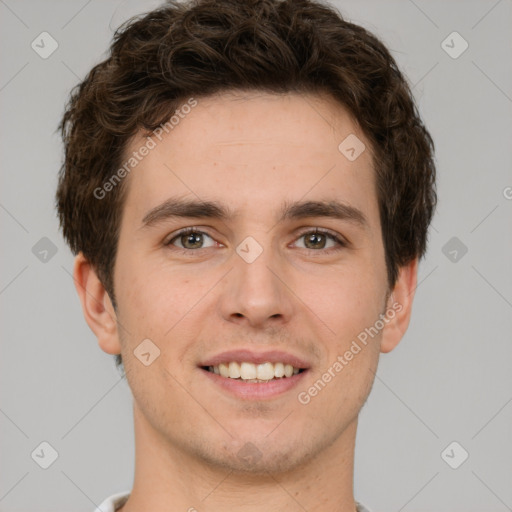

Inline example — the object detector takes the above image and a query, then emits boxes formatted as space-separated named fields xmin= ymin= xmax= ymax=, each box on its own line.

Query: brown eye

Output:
xmin=295 ymin=229 xmax=346 ymax=251
xmin=179 ymin=231 xmax=204 ymax=249
xmin=304 ymin=232 xmax=328 ymax=249
xmin=166 ymin=229 xmax=215 ymax=250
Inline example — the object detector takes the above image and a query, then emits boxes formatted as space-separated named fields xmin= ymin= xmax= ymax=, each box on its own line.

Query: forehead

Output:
xmin=121 ymin=90 xmax=378 ymax=225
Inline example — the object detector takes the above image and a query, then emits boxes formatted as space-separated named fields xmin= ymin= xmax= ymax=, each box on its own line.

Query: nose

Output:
xmin=217 ymin=241 xmax=294 ymax=329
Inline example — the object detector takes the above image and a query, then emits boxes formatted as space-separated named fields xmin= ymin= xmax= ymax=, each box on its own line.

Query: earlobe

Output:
xmin=73 ymin=253 xmax=122 ymax=355
xmin=380 ymin=258 xmax=418 ymax=354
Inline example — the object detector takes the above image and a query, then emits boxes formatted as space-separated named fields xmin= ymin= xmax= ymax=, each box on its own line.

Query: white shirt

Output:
xmin=95 ymin=491 xmax=373 ymax=511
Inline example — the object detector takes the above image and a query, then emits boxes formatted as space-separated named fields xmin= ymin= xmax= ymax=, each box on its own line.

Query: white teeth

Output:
xmin=240 ymin=362 xmax=257 ymax=380
xmin=208 ymin=361 xmax=303 ymax=381
xmin=228 ymin=361 xmax=241 ymax=379
xmin=219 ymin=363 xmax=229 ymax=378
xmin=257 ymin=362 xmax=274 ymax=381
xmin=274 ymin=362 xmax=285 ymax=378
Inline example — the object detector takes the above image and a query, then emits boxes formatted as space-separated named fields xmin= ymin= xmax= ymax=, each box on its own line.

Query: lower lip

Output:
xmin=200 ymin=368 xmax=309 ymax=400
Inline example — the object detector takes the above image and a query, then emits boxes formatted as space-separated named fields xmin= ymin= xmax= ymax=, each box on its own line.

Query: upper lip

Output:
xmin=200 ymin=349 xmax=311 ymax=369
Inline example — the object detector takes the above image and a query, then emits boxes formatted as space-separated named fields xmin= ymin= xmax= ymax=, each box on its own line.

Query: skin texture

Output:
xmin=74 ymin=91 xmax=417 ymax=512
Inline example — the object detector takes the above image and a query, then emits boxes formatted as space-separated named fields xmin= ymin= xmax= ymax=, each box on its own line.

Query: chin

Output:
xmin=189 ymin=434 xmax=321 ymax=476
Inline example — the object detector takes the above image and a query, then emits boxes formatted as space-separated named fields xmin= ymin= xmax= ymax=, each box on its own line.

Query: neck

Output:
xmin=119 ymin=403 xmax=359 ymax=512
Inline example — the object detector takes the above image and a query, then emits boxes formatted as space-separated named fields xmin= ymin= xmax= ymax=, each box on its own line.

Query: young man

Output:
xmin=56 ymin=0 xmax=436 ymax=510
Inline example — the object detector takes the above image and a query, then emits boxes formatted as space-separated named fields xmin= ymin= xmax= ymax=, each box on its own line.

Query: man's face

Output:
xmin=112 ymin=91 xmax=390 ymax=473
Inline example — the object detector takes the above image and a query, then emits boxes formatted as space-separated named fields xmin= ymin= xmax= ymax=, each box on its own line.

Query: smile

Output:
xmin=205 ymin=361 xmax=305 ymax=382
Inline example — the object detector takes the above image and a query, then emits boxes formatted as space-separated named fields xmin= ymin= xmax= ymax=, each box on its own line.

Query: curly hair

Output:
xmin=56 ymin=0 xmax=436 ymax=372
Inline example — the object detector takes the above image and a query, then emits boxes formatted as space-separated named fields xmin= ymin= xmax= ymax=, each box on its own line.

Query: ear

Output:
xmin=380 ymin=258 xmax=418 ymax=354
xmin=73 ymin=253 xmax=122 ymax=356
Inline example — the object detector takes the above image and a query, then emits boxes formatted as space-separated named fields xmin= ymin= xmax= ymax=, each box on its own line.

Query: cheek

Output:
xmin=115 ymin=261 xmax=209 ymax=374
xmin=301 ymin=278 xmax=383 ymax=416
xmin=116 ymin=257 xmax=189 ymax=329
xmin=303 ymin=264 xmax=386 ymax=340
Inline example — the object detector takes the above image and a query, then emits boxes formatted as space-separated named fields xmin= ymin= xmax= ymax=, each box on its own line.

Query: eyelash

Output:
xmin=164 ymin=227 xmax=347 ymax=254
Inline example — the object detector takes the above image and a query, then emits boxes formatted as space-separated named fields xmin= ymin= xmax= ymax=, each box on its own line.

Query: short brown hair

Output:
xmin=56 ymin=0 xmax=436 ymax=372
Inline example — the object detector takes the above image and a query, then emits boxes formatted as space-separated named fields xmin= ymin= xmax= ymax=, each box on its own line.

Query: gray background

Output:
xmin=1 ymin=0 xmax=511 ymax=511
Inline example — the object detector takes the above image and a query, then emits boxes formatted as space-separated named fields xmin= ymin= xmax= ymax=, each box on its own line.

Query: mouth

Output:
xmin=198 ymin=351 xmax=310 ymax=400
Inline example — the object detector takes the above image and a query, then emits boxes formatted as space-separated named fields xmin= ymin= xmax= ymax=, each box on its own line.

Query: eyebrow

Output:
xmin=141 ymin=197 xmax=368 ymax=229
